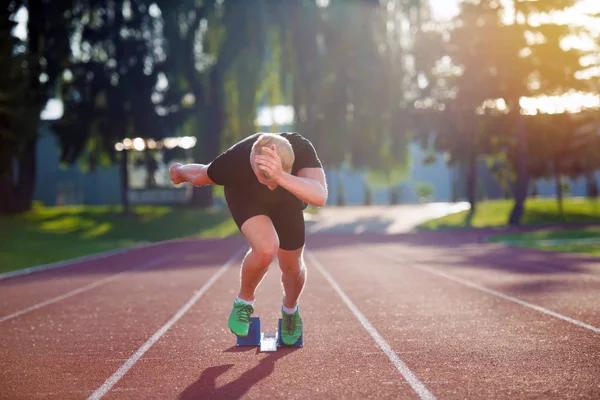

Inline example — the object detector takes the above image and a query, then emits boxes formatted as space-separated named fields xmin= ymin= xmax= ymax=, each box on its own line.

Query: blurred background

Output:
xmin=2 ymin=0 xmax=600 ymax=270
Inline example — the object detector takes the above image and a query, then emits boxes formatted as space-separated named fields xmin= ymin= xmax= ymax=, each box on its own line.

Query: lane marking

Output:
xmin=0 ymin=237 xmax=217 ymax=282
xmin=369 ymin=249 xmax=600 ymax=335
xmin=306 ymin=251 xmax=437 ymax=400
xmin=0 ymin=254 xmax=177 ymax=323
xmin=87 ymin=246 xmax=246 ymax=400
xmin=0 ymin=248 xmax=128 ymax=282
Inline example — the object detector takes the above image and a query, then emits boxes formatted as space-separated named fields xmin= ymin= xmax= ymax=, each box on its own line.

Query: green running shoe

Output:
xmin=280 ymin=306 xmax=303 ymax=346
xmin=228 ymin=301 xmax=254 ymax=337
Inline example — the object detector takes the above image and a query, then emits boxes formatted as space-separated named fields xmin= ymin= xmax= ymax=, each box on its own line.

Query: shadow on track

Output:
xmin=179 ymin=347 xmax=299 ymax=399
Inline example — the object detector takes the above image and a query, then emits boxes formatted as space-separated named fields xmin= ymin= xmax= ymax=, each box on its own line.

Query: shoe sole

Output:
xmin=281 ymin=337 xmax=301 ymax=346
xmin=229 ymin=328 xmax=249 ymax=338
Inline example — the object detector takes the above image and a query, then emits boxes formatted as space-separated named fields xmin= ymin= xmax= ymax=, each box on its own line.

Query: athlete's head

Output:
xmin=250 ymin=133 xmax=295 ymax=190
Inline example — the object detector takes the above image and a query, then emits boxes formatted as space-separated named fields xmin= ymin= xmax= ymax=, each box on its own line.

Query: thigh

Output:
xmin=224 ymin=187 xmax=279 ymax=250
xmin=224 ymin=187 xmax=267 ymax=231
xmin=268 ymin=205 xmax=305 ymax=251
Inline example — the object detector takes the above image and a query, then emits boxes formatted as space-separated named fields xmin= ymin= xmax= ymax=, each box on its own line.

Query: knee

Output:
xmin=252 ymin=240 xmax=279 ymax=264
xmin=279 ymin=256 xmax=305 ymax=277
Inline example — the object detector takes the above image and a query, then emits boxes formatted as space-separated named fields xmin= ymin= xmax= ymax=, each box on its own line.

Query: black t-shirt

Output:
xmin=207 ymin=132 xmax=323 ymax=208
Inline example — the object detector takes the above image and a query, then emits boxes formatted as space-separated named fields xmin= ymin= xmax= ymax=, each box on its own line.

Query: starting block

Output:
xmin=236 ymin=317 xmax=304 ymax=351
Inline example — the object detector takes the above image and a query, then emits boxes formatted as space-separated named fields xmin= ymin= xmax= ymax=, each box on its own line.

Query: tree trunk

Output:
xmin=0 ymin=139 xmax=37 ymax=215
xmin=190 ymin=68 xmax=225 ymax=207
xmin=119 ymin=149 xmax=130 ymax=215
xmin=509 ymin=114 xmax=528 ymax=226
xmin=390 ymin=187 xmax=398 ymax=205
xmin=388 ymin=172 xmax=398 ymax=205
xmin=531 ymin=182 xmax=538 ymax=197
xmin=555 ymin=173 xmax=563 ymax=216
xmin=466 ymin=155 xmax=477 ymax=215
xmin=0 ymin=169 xmax=15 ymax=215
xmin=15 ymin=138 xmax=37 ymax=213
xmin=586 ymin=173 xmax=598 ymax=200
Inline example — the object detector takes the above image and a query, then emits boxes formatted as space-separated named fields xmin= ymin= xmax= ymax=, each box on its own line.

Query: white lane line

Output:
xmin=0 ymin=248 xmax=129 ymax=282
xmin=306 ymin=251 xmax=437 ymax=400
xmin=0 ymin=236 xmax=215 ymax=282
xmin=370 ymin=249 xmax=600 ymax=335
xmin=87 ymin=246 xmax=247 ymax=400
xmin=0 ymin=253 xmax=179 ymax=323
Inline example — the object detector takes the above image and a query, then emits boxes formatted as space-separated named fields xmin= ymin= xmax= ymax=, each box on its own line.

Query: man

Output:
xmin=169 ymin=132 xmax=327 ymax=346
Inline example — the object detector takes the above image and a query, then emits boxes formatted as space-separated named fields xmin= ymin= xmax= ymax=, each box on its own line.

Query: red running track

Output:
xmin=0 ymin=233 xmax=598 ymax=399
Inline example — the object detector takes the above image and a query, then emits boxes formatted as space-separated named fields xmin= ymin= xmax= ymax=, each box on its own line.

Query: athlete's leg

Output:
xmin=270 ymin=206 xmax=306 ymax=345
xmin=237 ymin=215 xmax=279 ymax=301
xmin=278 ymin=246 xmax=306 ymax=309
xmin=269 ymin=206 xmax=306 ymax=306
xmin=224 ymin=188 xmax=278 ymax=337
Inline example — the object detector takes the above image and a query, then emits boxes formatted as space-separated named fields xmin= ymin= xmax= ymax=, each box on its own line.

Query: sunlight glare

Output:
xmin=520 ymin=92 xmax=600 ymax=115
xmin=428 ymin=0 xmax=459 ymax=21
xmin=256 ymin=106 xmax=295 ymax=127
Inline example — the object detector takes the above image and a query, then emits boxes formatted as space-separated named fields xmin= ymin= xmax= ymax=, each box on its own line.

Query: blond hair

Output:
xmin=251 ymin=133 xmax=295 ymax=173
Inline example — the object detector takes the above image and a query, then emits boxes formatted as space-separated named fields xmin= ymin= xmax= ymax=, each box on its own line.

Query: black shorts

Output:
xmin=224 ymin=187 xmax=305 ymax=251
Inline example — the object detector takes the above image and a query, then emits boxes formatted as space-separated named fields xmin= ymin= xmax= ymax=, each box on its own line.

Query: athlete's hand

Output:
xmin=255 ymin=145 xmax=284 ymax=183
xmin=169 ymin=163 xmax=184 ymax=185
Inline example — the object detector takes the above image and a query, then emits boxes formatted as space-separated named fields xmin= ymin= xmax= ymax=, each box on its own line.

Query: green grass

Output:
xmin=487 ymin=226 xmax=600 ymax=258
xmin=417 ymin=198 xmax=600 ymax=231
xmin=0 ymin=205 xmax=238 ymax=274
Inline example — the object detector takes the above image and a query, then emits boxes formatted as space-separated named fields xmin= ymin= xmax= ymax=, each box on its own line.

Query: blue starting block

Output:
xmin=236 ymin=317 xmax=303 ymax=351
xmin=236 ymin=317 xmax=262 ymax=347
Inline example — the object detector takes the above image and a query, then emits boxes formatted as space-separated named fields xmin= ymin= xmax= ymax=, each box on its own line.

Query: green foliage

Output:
xmin=487 ymin=226 xmax=600 ymax=258
xmin=279 ymin=0 xmax=434 ymax=174
xmin=4 ymin=0 xmax=598 ymax=217
xmin=52 ymin=0 xmax=164 ymax=168
xmin=1 ymin=1 xmax=75 ymax=214
xmin=418 ymin=198 xmax=600 ymax=230
xmin=413 ymin=0 xmax=590 ymax=226
xmin=415 ymin=182 xmax=434 ymax=201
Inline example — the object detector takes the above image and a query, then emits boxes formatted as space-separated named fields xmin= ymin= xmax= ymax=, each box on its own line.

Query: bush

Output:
xmin=415 ymin=182 xmax=434 ymax=202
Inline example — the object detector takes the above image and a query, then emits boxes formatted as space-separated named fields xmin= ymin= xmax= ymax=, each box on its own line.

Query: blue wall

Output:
xmin=323 ymin=143 xmax=456 ymax=205
xmin=34 ymin=124 xmax=122 ymax=206
xmin=34 ymin=122 xmax=599 ymax=207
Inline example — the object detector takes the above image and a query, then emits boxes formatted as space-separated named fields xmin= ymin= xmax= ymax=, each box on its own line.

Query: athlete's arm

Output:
xmin=277 ymin=167 xmax=328 ymax=207
xmin=255 ymin=145 xmax=328 ymax=206
xmin=170 ymin=163 xmax=215 ymax=187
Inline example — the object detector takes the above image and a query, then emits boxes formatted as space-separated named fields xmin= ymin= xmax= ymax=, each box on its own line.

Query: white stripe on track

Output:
xmin=372 ymin=250 xmax=600 ymax=335
xmin=0 ymin=248 xmax=128 ymax=282
xmin=87 ymin=246 xmax=247 ymax=400
xmin=0 ymin=236 xmax=212 ymax=282
xmin=306 ymin=251 xmax=437 ymax=400
xmin=0 ymin=254 xmax=176 ymax=323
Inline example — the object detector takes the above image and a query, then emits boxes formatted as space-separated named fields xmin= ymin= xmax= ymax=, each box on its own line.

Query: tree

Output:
xmin=157 ymin=0 xmax=270 ymax=207
xmin=53 ymin=0 xmax=165 ymax=215
xmin=523 ymin=113 xmax=577 ymax=215
xmin=1 ymin=1 xmax=74 ymax=214
xmin=427 ymin=0 xmax=508 ymax=215
xmin=280 ymin=0 xmax=437 ymax=188
xmin=420 ymin=0 xmax=584 ymax=220
xmin=415 ymin=182 xmax=434 ymax=202
xmin=500 ymin=0 xmax=583 ymax=225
